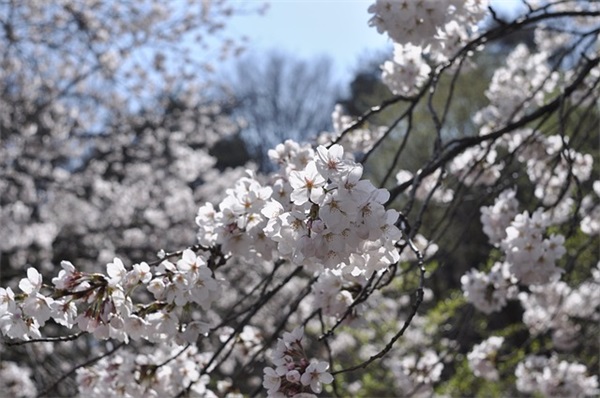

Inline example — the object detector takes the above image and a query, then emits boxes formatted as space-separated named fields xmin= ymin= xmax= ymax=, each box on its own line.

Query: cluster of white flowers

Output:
xmin=368 ymin=0 xmax=488 ymax=59
xmin=519 ymin=281 xmax=579 ymax=350
xmin=381 ymin=43 xmax=432 ymax=95
xmin=502 ymin=209 xmax=565 ymax=285
xmin=516 ymin=355 xmax=599 ymax=397
xmin=399 ymin=349 xmax=444 ymax=385
xmin=519 ymin=266 xmax=600 ymax=351
xmin=216 ymin=325 xmax=264 ymax=374
xmin=0 ymin=361 xmax=37 ymax=398
xmin=480 ymin=189 xmax=519 ymax=246
xmin=311 ymin=269 xmax=364 ymax=320
xmin=467 ymin=336 xmax=504 ymax=381
xmin=580 ymin=180 xmax=600 ymax=235
xmin=0 ymin=249 xmax=221 ymax=344
xmin=461 ymin=262 xmax=518 ymax=314
xmin=449 ymin=143 xmax=502 ymax=186
xmin=311 ymin=232 xmax=437 ymax=324
xmin=76 ymin=343 xmax=216 ymax=397
xmin=197 ymin=170 xmax=275 ymax=263
xmin=504 ymin=130 xmax=594 ymax=205
xmin=197 ymin=141 xmax=402 ymax=275
xmin=369 ymin=0 xmax=488 ymax=97
xmin=385 ymin=349 xmax=444 ymax=397
xmin=475 ymin=45 xmax=559 ymax=128
xmin=262 ymin=327 xmax=333 ymax=397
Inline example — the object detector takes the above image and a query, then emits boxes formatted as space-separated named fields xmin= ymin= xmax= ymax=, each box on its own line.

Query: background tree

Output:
xmin=0 ymin=1 xmax=260 ymax=394
xmin=223 ymin=51 xmax=342 ymax=170
xmin=0 ymin=0 xmax=262 ymax=275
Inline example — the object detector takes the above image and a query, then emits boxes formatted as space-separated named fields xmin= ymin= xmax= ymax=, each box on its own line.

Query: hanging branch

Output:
xmin=331 ymin=215 xmax=426 ymax=375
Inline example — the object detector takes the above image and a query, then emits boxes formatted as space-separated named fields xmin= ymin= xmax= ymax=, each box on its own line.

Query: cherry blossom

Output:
xmin=1 ymin=1 xmax=598 ymax=397
xmin=263 ymin=327 xmax=333 ymax=397
xmin=289 ymin=161 xmax=327 ymax=206
xmin=300 ymin=361 xmax=334 ymax=394
xmin=516 ymin=355 xmax=599 ymax=397
xmin=502 ymin=209 xmax=565 ymax=285
xmin=382 ymin=43 xmax=432 ymax=95
xmin=0 ymin=361 xmax=37 ymax=398
xmin=480 ymin=189 xmax=520 ymax=246
xmin=461 ymin=262 xmax=518 ymax=314
xmin=468 ymin=336 xmax=504 ymax=381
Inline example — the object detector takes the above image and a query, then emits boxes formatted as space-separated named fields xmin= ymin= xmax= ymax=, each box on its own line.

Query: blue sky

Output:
xmin=225 ymin=0 xmax=523 ymax=84
xmin=227 ymin=1 xmax=390 ymax=83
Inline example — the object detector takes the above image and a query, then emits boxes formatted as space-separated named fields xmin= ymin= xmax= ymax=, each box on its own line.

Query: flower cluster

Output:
xmin=580 ymin=181 xmax=600 ymax=235
xmin=474 ymin=45 xmax=559 ymax=128
xmin=217 ymin=325 xmax=264 ymax=373
xmin=463 ymin=204 xmax=568 ymax=312
xmin=503 ymin=130 xmax=594 ymax=206
xmin=502 ymin=209 xmax=565 ymax=285
xmin=467 ymin=336 xmax=504 ymax=381
xmin=271 ymin=143 xmax=402 ymax=272
xmin=381 ymin=43 xmax=432 ymax=95
xmin=461 ymin=262 xmax=518 ymax=314
xmin=449 ymin=143 xmax=502 ymax=186
xmin=196 ymin=142 xmax=402 ymax=275
xmin=519 ymin=267 xmax=600 ymax=351
xmin=0 ymin=249 xmax=221 ymax=344
xmin=0 ymin=361 xmax=37 ymax=398
xmin=263 ymin=327 xmax=333 ymax=397
xmin=370 ymin=0 xmax=488 ymax=100
xmin=516 ymin=355 xmax=599 ymax=397
xmin=386 ymin=348 xmax=444 ymax=397
xmin=398 ymin=349 xmax=444 ymax=385
xmin=311 ymin=268 xmax=367 ymax=320
xmin=519 ymin=281 xmax=579 ymax=350
xmin=480 ymin=188 xmax=519 ymax=246
xmin=368 ymin=0 xmax=488 ymax=59
xmin=76 ymin=343 xmax=216 ymax=397
xmin=197 ymin=170 xmax=275 ymax=264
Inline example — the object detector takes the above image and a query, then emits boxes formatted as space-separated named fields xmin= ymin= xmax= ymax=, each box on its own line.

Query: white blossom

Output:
xmin=468 ymin=336 xmax=504 ymax=381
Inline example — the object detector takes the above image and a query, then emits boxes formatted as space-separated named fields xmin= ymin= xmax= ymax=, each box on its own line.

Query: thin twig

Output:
xmin=5 ymin=331 xmax=85 ymax=346
xmin=332 ymin=219 xmax=426 ymax=375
